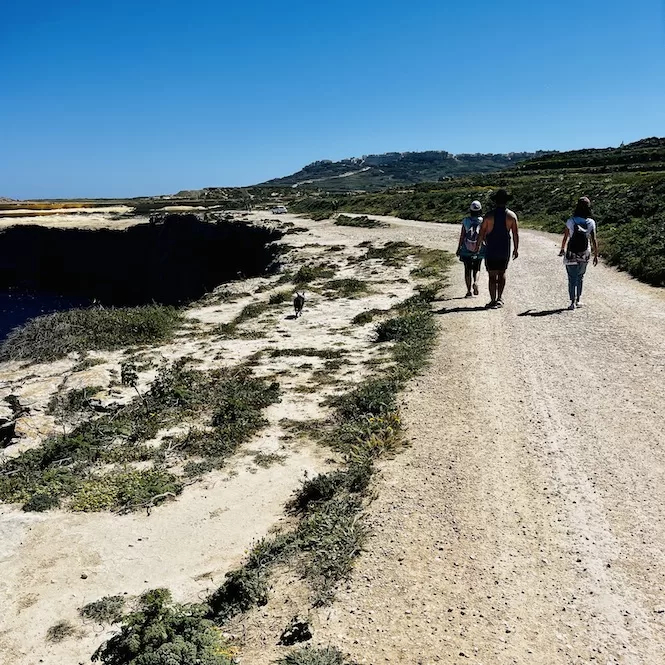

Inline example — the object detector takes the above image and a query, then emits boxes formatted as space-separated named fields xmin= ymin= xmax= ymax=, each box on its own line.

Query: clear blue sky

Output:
xmin=2 ymin=0 xmax=664 ymax=199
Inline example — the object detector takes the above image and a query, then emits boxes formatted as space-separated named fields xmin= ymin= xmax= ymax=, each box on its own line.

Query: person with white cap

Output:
xmin=456 ymin=200 xmax=485 ymax=297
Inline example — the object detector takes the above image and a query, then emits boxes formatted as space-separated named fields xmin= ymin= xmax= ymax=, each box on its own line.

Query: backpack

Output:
xmin=463 ymin=218 xmax=481 ymax=252
xmin=567 ymin=219 xmax=589 ymax=255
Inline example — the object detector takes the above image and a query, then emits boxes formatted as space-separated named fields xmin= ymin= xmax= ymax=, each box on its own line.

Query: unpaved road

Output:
xmin=312 ymin=216 xmax=665 ymax=664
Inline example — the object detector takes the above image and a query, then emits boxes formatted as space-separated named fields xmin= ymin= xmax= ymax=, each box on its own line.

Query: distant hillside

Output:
xmin=515 ymin=137 xmax=665 ymax=173
xmin=260 ymin=150 xmax=547 ymax=191
xmin=290 ymin=137 xmax=665 ymax=286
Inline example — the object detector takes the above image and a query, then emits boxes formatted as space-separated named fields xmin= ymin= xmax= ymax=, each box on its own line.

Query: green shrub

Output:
xmin=334 ymin=215 xmax=388 ymax=229
xmin=236 ymin=302 xmax=271 ymax=323
xmin=277 ymin=646 xmax=353 ymax=665
xmin=80 ymin=595 xmax=126 ymax=624
xmin=295 ymin=494 xmax=368 ymax=605
xmin=92 ymin=589 xmax=234 ymax=665
xmin=22 ymin=491 xmax=60 ymax=512
xmin=47 ymin=386 xmax=103 ymax=418
xmin=70 ymin=469 xmax=182 ymax=512
xmin=329 ymin=378 xmax=398 ymax=423
xmin=46 ymin=620 xmax=77 ymax=643
xmin=364 ymin=241 xmax=412 ymax=266
xmin=269 ymin=289 xmax=293 ymax=304
xmin=351 ymin=309 xmax=385 ymax=325
xmin=1 ymin=306 xmax=182 ymax=363
xmin=207 ymin=568 xmax=269 ymax=623
xmin=293 ymin=264 xmax=336 ymax=285
xmin=321 ymin=279 xmax=369 ymax=298
xmin=287 ymin=462 xmax=373 ymax=514
xmin=269 ymin=348 xmax=345 ymax=360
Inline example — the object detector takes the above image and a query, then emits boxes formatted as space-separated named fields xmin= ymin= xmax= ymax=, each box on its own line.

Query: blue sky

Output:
xmin=2 ymin=0 xmax=664 ymax=198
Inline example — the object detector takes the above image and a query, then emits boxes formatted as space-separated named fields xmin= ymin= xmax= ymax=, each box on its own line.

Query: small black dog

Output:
xmin=293 ymin=292 xmax=305 ymax=317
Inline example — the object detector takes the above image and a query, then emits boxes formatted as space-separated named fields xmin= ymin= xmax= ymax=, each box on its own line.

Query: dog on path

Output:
xmin=293 ymin=292 xmax=305 ymax=318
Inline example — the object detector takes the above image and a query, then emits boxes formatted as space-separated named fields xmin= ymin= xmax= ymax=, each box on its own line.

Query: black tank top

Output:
xmin=485 ymin=207 xmax=511 ymax=259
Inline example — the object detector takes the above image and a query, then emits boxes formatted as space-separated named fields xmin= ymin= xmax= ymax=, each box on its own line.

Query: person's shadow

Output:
xmin=518 ymin=308 xmax=567 ymax=317
xmin=435 ymin=305 xmax=488 ymax=314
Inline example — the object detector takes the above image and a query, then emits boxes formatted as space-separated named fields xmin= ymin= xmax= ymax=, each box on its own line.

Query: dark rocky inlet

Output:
xmin=0 ymin=215 xmax=283 ymax=339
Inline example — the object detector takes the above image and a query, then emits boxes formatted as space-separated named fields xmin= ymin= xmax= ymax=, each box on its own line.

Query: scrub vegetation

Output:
xmin=0 ymin=306 xmax=183 ymax=363
xmin=0 ymin=361 xmax=280 ymax=512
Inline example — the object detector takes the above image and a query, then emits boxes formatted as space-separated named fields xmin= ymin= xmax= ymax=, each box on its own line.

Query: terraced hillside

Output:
xmin=291 ymin=138 xmax=665 ymax=286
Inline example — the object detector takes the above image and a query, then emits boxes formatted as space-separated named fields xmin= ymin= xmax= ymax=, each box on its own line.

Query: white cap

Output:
xmin=470 ymin=200 xmax=482 ymax=213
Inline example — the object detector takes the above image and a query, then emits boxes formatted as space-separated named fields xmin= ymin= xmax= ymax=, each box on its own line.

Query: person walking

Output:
xmin=558 ymin=196 xmax=598 ymax=310
xmin=455 ymin=200 xmax=485 ymax=297
xmin=476 ymin=189 xmax=519 ymax=308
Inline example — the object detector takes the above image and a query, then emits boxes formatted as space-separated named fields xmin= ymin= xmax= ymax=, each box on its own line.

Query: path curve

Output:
xmin=315 ymin=215 xmax=665 ymax=664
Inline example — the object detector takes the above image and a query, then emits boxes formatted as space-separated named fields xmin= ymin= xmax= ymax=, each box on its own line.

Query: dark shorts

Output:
xmin=485 ymin=257 xmax=509 ymax=272
xmin=461 ymin=256 xmax=482 ymax=271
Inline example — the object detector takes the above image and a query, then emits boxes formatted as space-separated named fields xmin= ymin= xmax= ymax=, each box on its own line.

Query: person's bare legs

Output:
xmin=488 ymin=270 xmax=499 ymax=305
xmin=464 ymin=263 xmax=472 ymax=296
xmin=497 ymin=271 xmax=507 ymax=302
xmin=472 ymin=264 xmax=480 ymax=295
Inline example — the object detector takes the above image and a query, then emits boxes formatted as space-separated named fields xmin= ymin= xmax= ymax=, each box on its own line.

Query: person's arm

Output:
xmin=456 ymin=224 xmax=465 ymax=256
xmin=590 ymin=230 xmax=599 ymax=266
xmin=476 ymin=217 xmax=489 ymax=251
xmin=510 ymin=212 xmax=519 ymax=259
xmin=559 ymin=226 xmax=570 ymax=256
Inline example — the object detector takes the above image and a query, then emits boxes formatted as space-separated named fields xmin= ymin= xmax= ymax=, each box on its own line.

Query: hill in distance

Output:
xmin=514 ymin=137 xmax=665 ymax=174
xmin=259 ymin=149 xmax=549 ymax=192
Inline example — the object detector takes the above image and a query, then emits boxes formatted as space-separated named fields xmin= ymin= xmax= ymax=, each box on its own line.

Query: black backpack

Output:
xmin=567 ymin=220 xmax=589 ymax=255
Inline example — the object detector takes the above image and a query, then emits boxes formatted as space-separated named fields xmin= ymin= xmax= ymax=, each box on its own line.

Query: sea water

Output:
xmin=0 ymin=288 xmax=90 ymax=342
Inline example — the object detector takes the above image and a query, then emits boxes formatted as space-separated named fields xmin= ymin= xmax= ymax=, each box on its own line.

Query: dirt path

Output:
xmin=311 ymin=216 xmax=665 ymax=664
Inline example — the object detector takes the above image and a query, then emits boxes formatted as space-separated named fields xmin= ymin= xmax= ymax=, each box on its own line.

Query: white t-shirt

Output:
xmin=566 ymin=216 xmax=596 ymax=237
xmin=564 ymin=216 xmax=596 ymax=265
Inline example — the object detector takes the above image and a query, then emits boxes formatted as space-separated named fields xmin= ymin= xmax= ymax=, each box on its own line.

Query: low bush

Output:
xmin=269 ymin=347 xmax=346 ymax=360
xmin=207 ymin=568 xmax=270 ymax=623
xmin=46 ymin=620 xmax=77 ymax=643
xmin=0 ymin=306 xmax=182 ymax=363
xmin=321 ymin=278 xmax=370 ymax=298
xmin=22 ymin=492 xmax=60 ymax=512
xmin=269 ymin=289 xmax=293 ymax=304
xmin=334 ymin=215 xmax=388 ymax=229
xmin=47 ymin=386 xmax=103 ymax=420
xmin=277 ymin=645 xmax=354 ymax=665
xmin=351 ymin=309 xmax=387 ymax=325
xmin=293 ymin=264 xmax=336 ymax=285
xmin=69 ymin=469 xmax=182 ymax=512
xmin=80 ymin=595 xmax=126 ymax=624
xmin=92 ymin=589 xmax=234 ymax=665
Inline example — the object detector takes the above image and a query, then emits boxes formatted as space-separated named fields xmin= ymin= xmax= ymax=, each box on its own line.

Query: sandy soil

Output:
xmin=0 ymin=212 xmax=420 ymax=664
xmin=309 ymin=216 xmax=665 ymax=664
xmin=3 ymin=211 xmax=665 ymax=664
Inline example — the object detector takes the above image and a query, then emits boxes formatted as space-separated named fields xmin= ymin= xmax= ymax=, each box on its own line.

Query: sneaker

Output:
xmin=568 ymin=302 xmax=576 ymax=310
xmin=473 ymin=284 xmax=479 ymax=296
xmin=495 ymin=300 xmax=504 ymax=308
xmin=485 ymin=300 xmax=498 ymax=309
xmin=465 ymin=291 xmax=473 ymax=298
xmin=576 ymin=301 xmax=584 ymax=307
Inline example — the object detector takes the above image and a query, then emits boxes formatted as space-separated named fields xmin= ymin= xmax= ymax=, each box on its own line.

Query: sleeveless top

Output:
xmin=485 ymin=207 xmax=511 ymax=259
